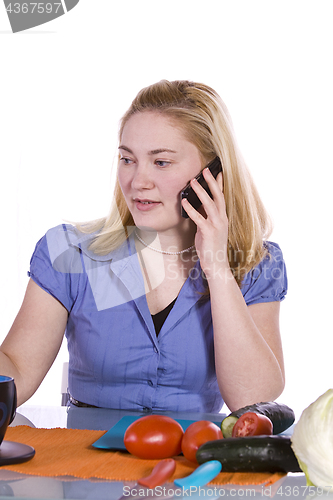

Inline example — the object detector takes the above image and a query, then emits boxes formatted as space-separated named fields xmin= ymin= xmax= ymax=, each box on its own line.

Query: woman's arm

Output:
xmin=181 ymin=168 xmax=285 ymax=411
xmin=0 ymin=279 xmax=68 ymax=406
xmin=208 ymin=274 xmax=284 ymax=410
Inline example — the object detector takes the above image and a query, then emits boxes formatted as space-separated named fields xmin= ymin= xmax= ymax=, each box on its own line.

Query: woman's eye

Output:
xmin=155 ymin=160 xmax=171 ymax=167
xmin=120 ymin=157 xmax=133 ymax=165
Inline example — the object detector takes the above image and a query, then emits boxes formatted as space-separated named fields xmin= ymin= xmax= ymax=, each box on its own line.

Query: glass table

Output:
xmin=0 ymin=405 xmax=313 ymax=499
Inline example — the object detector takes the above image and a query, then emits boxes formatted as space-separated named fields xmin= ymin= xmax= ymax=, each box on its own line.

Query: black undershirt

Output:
xmin=151 ymin=298 xmax=177 ymax=336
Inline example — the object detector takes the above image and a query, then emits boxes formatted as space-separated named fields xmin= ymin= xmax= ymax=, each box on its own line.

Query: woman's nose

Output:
xmin=131 ymin=164 xmax=154 ymax=190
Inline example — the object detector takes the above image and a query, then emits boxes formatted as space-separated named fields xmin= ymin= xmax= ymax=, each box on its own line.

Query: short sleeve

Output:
xmin=28 ymin=224 xmax=82 ymax=312
xmin=241 ymin=242 xmax=287 ymax=306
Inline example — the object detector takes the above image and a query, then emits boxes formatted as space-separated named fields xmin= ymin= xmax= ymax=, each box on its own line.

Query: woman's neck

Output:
xmin=135 ymin=226 xmax=196 ymax=255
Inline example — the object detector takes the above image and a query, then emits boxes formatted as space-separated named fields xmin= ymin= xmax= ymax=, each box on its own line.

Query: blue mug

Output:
xmin=0 ymin=376 xmax=17 ymax=445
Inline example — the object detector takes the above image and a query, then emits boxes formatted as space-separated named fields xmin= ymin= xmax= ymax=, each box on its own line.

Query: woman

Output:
xmin=0 ymin=80 xmax=286 ymax=412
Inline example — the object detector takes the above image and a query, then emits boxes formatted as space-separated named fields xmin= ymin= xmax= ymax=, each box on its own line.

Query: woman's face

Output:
xmin=118 ymin=111 xmax=203 ymax=233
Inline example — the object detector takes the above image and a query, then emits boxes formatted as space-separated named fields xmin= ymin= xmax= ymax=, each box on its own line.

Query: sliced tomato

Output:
xmin=124 ymin=415 xmax=184 ymax=459
xmin=232 ymin=412 xmax=273 ymax=437
xmin=181 ymin=420 xmax=223 ymax=463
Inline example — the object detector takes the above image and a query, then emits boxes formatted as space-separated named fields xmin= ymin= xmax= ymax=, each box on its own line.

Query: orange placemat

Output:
xmin=2 ymin=426 xmax=285 ymax=486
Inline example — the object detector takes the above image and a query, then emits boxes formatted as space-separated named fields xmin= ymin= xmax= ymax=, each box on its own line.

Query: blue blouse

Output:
xmin=28 ymin=224 xmax=287 ymax=412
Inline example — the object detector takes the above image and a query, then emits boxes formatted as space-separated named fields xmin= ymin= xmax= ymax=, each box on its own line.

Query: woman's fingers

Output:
xmin=202 ymin=168 xmax=224 ymax=204
xmin=181 ymin=196 xmax=205 ymax=224
xmin=183 ymin=168 xmax=225 ymax=221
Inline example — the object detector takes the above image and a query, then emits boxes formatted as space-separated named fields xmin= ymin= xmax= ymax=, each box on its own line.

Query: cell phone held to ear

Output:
xmin=180 ymin=156 xmax=223 ymax=218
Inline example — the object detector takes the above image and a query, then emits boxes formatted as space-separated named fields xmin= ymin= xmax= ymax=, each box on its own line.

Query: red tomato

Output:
xmin=124 ymin=415 xmax=184 ymax=459
xmin=181 ymin=420 xmax=223 ymax=463
xmin=232 ymin=412 xmax=273 ymax=437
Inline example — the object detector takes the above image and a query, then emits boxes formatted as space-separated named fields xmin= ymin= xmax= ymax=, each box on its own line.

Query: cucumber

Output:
xmin=221 ymin=401 xmax=295 ymax=438
xmin=220 ymin=416 xmax=238 ymax=439
xmin=196 ymin=436 xmax=302 ymax=473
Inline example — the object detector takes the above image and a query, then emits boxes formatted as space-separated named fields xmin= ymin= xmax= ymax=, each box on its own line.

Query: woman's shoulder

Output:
xmin=241 ymin=240 xmax=287 ymax=305
xmin=42 ymin=223 xmax=135 ymax=265
xmin=31 ymin=224 xmax=87 ymax=274
xmin=43 ymin=223 xmax=105 ymax=258
xmin=44 ymin=223 xmax=87 ymax=245
xmin=264 ymin=240 xmax=284 ymax=258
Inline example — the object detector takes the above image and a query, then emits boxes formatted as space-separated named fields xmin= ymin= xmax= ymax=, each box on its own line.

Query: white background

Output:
xmin=1 ymin=1 xmax=332 ymax=420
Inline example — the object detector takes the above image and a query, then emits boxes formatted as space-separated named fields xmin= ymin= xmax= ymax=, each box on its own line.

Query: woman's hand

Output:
xmin=181 ymin=168 xmax=229 ymax=280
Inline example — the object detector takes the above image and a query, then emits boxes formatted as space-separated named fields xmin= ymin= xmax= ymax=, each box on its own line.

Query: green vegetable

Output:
xmin=196 ymin=435 xmax=302 ymax=472
xmin=220 ymin=416 xmax=238 ymax=439
xmin=221 ymin=401 xmax=295 ymax=438
xmin=291 ymin=389 xmax=333 ymax=490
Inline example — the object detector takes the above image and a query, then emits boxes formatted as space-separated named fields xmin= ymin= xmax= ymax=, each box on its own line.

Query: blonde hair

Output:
xmin=77 ymin=80 xmax=272 ymax=287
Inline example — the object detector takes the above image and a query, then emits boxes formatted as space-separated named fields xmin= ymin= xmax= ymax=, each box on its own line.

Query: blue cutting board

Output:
xmin=92 ymin=415 xmax=221 ymax=450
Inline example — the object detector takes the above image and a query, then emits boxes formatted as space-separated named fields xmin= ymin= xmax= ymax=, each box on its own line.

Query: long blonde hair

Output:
xmin=77 ymin=80 xmax=272 ymax=286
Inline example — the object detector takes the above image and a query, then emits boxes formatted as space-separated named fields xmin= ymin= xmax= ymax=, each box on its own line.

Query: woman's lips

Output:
xmin=134 ymin=199 xmax=162 ymax=211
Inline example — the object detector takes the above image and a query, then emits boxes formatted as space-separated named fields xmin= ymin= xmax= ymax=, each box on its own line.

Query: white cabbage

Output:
xmin=291 ymin=389 xmax=333 ymax=490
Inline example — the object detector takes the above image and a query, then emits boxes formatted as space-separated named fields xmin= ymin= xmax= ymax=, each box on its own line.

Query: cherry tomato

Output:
xmin=181 ymin=420 xmax=223 ymax=463
xmin=232 ymin=412 xmax=273 ymax=437
xmin=124 ymin=415 xmax=184 ymax=459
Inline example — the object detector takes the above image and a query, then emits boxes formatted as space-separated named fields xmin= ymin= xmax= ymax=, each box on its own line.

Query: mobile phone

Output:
xmin=180 ymin=156 xmax=223 ymax=218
